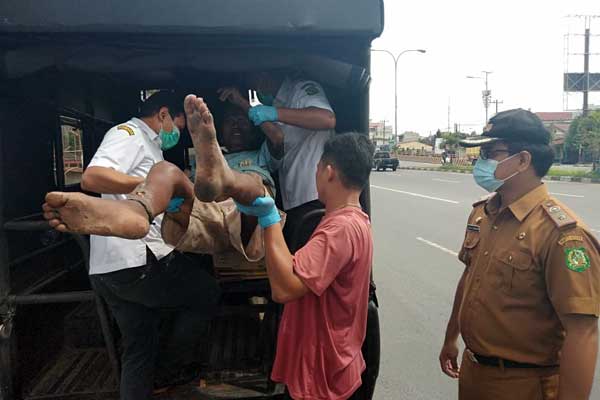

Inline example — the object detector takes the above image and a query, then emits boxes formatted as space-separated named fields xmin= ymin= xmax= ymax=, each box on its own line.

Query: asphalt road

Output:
xmin=369 ymin=169 xmax=600 ymax=400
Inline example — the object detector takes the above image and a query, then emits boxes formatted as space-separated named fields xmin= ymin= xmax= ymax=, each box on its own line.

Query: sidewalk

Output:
xmin=396 ymin=162 xmax=600 ymax=184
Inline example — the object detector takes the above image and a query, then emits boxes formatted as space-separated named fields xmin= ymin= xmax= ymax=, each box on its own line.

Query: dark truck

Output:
xmin=0 ymin=1 xmax=383 ymax=399
xmin=373 ymin=151 xmax=399 ymax=171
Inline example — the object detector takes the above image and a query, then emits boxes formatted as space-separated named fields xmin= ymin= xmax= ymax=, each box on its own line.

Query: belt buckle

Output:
xmin=467 ymin=349 xmax=479 ymax=364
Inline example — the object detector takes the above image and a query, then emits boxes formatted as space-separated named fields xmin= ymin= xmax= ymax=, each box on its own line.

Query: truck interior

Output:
xmin=0 ymin=1 xmax=384 ymax=399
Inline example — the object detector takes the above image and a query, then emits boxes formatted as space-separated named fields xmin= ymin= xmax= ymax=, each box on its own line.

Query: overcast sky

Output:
xmin=369 ymin=0 xmax=600 ymax=137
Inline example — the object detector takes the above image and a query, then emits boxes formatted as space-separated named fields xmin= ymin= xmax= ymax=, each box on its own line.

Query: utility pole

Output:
xmin=371 ymin=49 xmax=426 ymax=143
xmin=447 ymin=98 xmax=451 ymax=133
xmin=482 ymin=71 xmax=492 ymax=122
xmin=490 ymin=99 xmax=503 ymax=115
xmin=467 ymin=71 xmax=493 ymax=124
xmin=584 ymin=24 xmax=591 ymax=115
xmin=565 ymin=15 xmax=599 ymax=115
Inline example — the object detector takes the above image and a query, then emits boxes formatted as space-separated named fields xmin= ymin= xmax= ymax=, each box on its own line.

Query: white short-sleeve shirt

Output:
xmin=87 ymin=117 xmax=173 ymax=275
xmin=269 ymin=78 xmax=334 ymax=210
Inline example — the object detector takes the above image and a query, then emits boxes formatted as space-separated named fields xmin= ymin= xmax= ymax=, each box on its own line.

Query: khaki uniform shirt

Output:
xmin=458 ymin=184 xmax=600 ymax=366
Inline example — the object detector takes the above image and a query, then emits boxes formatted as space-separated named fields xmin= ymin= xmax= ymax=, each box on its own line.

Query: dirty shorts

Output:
xmin=161 ymin=188 xmax=283 ymax=263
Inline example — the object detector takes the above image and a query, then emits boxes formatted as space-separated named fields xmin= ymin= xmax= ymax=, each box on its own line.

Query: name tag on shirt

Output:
xmin=467 ymin=224 xmax=480 ymax=232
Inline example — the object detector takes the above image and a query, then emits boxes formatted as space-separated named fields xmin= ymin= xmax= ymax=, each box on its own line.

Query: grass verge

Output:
xmin=436 ymin=164 xmax=600 ymax=179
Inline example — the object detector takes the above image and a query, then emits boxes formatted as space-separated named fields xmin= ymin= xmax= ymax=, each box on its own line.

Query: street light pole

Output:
xmin=371 ymin=48 xmax=426 ymax=144
xmin=467 ymin=71 xmax=493 ymax=123
xmin=482 ymin=71 xmax=492 ymax=122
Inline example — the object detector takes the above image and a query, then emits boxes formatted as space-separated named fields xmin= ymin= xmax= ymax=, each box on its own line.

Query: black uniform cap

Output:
xmin=460 ymin=108 xmax=551 ymax=148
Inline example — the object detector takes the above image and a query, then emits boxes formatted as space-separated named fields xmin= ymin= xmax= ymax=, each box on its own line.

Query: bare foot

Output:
xmin=184 ymin=94 xmax=235 ymax=202
xmin=42 ymin=192 xmax=150 ymax=239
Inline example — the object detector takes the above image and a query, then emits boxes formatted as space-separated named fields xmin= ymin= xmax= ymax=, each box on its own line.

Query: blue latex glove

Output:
xmin=166 ymin=197 xmax=185 ymax=213
xmin=235 ymin=196 xmax=281 ymax=228
xmin=248 ymin=105 xmax=278 ymax=126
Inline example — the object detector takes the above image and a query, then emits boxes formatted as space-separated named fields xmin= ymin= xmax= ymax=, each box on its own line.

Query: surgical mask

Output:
xmin=159 ymin=125 xmax=180 ymax=151
xmin=473 ymin=154 xmax=520 ymax=193
xmin=257 ymin=92 xmax=275 ymax=106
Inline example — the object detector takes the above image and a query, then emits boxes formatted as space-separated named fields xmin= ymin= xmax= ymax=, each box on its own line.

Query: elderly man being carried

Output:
xmin=43 ymin=95 xmax=282 ymax=262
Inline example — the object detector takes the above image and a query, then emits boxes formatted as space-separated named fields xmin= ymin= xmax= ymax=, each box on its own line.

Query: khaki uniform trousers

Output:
xmin=459 ymin=352 xmax=559 ymax=400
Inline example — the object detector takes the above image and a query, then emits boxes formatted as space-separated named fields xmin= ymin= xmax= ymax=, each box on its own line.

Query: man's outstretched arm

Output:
xmin=249 ymin=106 xmax=335 ymax=131
xmin=264 ymin=223 xmax=309 ymax=303
xmin=219 ymin=86 xmax=335 ymax=131
xmin=81 ymin=166 xmax=144 ymax=194
xmin=236 ymin=197 xmax=308 ymax=303
xmin=276 ymin=107 xmax=336 ymax=130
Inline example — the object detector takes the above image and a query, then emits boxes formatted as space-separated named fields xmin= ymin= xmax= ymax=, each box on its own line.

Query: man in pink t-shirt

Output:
xmin=236 ymin=132 xmax=375 ymax=400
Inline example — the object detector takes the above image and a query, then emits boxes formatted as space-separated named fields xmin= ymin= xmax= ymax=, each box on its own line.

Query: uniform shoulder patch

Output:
xmin=542 ymin=201 xmax=577 ymax=230
xmin=558 ymin=235 xmax=585 ymax=246
xmin=472 ymin=193 xmax=493 ymax=207
xmin=117 ymin=125 xmax=135 ymax=136
xmin=301 ymin=82 xmax=320 ymax=96
xmin=565 ymin=247 xmax=591 ymax=272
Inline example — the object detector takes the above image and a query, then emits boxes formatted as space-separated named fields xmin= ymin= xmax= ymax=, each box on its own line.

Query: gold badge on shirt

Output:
xmin=558 ymin=235 xmax=584 ymax=246
xmin=117 ymin=125 xmax=135 ymax=136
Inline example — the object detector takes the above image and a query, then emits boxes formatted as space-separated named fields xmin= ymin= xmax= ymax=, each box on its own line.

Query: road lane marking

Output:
xmin=549 ymin=192 xmax=585 ymax=198
xmin=416 ymin=237 xmax=459 ymax=257
xmin=432 ymin=178 xmax=460 ymax=184
xmin=370 ymin=185 xmax=460 ymax=204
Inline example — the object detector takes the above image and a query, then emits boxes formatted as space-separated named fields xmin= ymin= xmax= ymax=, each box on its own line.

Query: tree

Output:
xmin=566 ymin=111 xmax=600 ymax=169
xmin=419 ymin=135 xmax=435 ymax=146
xmin=441 ymin=132 xmax=466 ymax=151
xmin=565 ymin=117 xmax=583 ymax=162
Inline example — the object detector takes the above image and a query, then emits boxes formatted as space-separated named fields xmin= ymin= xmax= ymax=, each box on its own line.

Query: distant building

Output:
xmin=535 ymin=111 xmax=579 ymax=162
xmin=465 ymin=147 xmax=480 ymax=158
xmin=396 ymin=141 xmax=433 ymax=153
xmin=369 ymin=120 xmax=393 ymax=146
xmin=399 ymin=131 xmax=420 ymax=143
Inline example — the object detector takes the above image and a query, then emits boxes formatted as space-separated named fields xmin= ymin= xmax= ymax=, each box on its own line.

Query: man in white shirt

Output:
xmin=219 ymin=71 xmax=336 ymax=249
xmin=76 ymin=92 xmax=221 ymax=400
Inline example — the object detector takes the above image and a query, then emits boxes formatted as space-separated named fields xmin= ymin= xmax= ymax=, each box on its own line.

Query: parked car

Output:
xmin=373 ymin=152 xmax=399 ymax=171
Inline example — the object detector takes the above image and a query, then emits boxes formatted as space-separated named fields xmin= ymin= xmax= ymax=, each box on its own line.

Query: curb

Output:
xmin=395 ymin=166 xmax=600 ymax=184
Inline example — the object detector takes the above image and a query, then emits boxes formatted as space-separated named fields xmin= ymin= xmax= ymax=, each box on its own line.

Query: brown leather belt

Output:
xmin=466 ymin=349 xmax=558 ymax=369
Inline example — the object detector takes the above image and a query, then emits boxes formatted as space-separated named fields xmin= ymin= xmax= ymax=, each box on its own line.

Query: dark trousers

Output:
xmin=90 ymin=251 xmax=221 ymax=400
xmin=282 ymin=200 xmax=324 ymax=251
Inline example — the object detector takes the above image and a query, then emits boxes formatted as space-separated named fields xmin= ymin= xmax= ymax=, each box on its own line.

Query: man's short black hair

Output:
xmin=321 ymin=133 xmax=375 ymax=190
xmin=139 ymin=91 xmax=183 ymax=118
xmin=506 ymin=141 xmax=555 ymax=177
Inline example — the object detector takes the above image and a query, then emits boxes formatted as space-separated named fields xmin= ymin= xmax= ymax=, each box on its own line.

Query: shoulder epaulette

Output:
xmin=117 ymin=124 xmax=136 ymax=136
xmin=542 ymin=200 xmax=577 ymax=230
xmin=472 ymin=193 xmax=494 ymax=207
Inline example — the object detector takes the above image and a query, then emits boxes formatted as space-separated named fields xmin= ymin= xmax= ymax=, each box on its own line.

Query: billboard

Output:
xmin=564 ymin=73 xmax=600 ymax=92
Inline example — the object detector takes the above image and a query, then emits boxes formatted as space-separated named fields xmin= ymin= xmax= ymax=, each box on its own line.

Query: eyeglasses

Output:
xmin=479 ymin=148 xmax=510 ymax=160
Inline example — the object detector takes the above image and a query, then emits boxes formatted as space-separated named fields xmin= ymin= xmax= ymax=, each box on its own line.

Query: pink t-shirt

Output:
xmin=271 ymin=207 xmax=373 ymax=400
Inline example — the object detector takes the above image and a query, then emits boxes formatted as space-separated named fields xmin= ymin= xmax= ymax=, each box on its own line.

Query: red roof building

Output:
xmin=535 ymin=111 xmax=580 ymax=162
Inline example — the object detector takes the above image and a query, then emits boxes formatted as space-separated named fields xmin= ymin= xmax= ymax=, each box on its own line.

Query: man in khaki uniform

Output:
xmin=439 ymin=109 xmax=600 ymax=400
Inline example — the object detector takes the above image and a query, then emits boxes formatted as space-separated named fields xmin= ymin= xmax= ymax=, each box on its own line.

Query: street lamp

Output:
xmin=371 ymin=48 xmax=426 ymax=144
xmin=466 ymin=71 xmax=493 ymax=123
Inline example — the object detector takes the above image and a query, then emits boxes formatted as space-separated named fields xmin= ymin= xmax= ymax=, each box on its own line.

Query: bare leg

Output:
xmin=185 ymin=95 xmax=265 ymax=205
xmin=42 ymin=162 xmax=194 ymax=239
